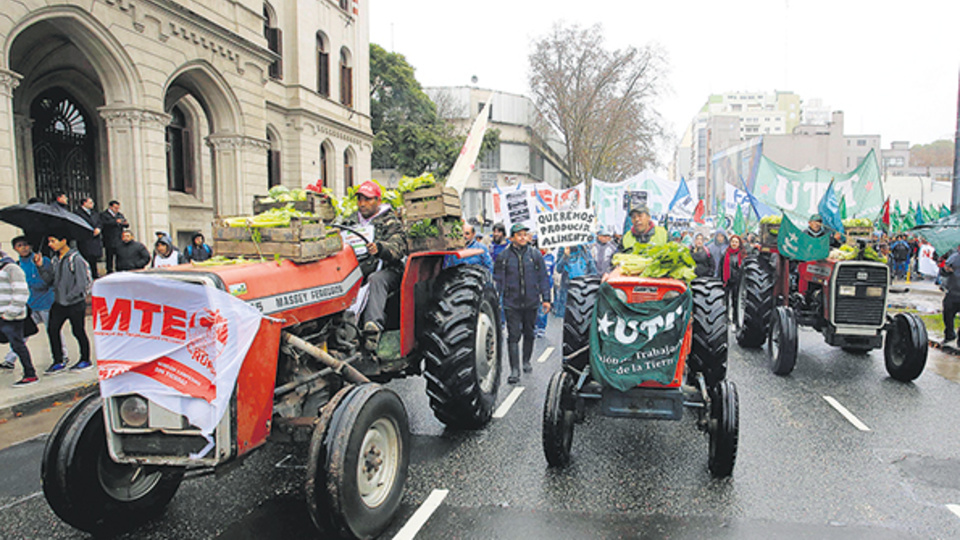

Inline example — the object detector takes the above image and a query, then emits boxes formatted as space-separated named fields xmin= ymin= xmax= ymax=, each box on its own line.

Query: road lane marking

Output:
xmin=0 ymin=492 xmax=41 ymax=511
xmin=492 ymin=387 xmax=526 ymax=419
xmin=536 ymin=346 xmax=555 ymax=364
xmin=822 ymin=396 xmax=871 ymax=431
xmin=393 ymin=489 xmax=449 ymax=540
xmin=946 ymin=504 xmax=960 ymax=519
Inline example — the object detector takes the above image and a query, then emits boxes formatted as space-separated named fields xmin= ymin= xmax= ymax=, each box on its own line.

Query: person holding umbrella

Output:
xmin=36 ymin=232 xmax=93 ymax=373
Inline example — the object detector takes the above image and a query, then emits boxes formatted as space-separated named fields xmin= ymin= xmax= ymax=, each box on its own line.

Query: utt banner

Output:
xmin=93 ymin=273 xmax=263 ymax=439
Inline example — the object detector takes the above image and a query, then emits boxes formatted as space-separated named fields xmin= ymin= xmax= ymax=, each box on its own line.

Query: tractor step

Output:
xmin=601 ymin=387 xmax=684 ymax=421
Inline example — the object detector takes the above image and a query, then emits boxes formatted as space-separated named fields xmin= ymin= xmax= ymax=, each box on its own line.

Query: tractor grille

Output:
xmin=833 ymin=265 xmax=887 ymax=326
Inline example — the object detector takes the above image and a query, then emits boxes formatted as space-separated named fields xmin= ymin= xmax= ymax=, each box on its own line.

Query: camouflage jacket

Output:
xmin=342 ymin=205 xmax=407 ymax=276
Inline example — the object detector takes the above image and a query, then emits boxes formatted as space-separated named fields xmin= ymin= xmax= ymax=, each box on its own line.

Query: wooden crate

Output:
xmin=253 ymin=192 xmax=336 ymax=221
xmin=760 ymin=222 xmax=780 ymax=247
xmin=844 ymin=226 xmax=873 ymax=246
xmin=213 ymin=218 xmax=342 ymax=263
xmin=404 ymin=184 xmax=462 ymax=221
xmin=405 ymin=219 xmax=466 ymax=253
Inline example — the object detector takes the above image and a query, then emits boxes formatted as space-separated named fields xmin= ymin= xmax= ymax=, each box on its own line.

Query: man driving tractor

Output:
xmin=621 ymin=205 xmax=667 ymax=252
xmin=341 ymin=180 xmax=407 ymax=350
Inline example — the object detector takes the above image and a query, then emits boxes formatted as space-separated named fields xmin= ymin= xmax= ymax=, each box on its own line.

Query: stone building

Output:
xmin=1 ymin=0 xmax=371 ymax=248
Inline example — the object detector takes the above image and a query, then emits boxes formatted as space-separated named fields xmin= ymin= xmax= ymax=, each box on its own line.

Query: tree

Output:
xmin=370 ymin=44 xmax=498 ymax=178
xmin=910 ymin=140 xmax=953 ymax=168
xmin=528 ymin=23 xmax=667 ymax=192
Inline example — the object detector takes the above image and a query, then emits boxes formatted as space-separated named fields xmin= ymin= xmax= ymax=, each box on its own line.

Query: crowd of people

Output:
xmin=0 ymin=193 xmax=216 ymax=387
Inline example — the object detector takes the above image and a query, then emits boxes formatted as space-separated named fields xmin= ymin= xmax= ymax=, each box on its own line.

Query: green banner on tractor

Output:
xmin=777 ymin=214 xmax=830 ymax=262
xmin=589 ymin=283 xmax=692 ymax=392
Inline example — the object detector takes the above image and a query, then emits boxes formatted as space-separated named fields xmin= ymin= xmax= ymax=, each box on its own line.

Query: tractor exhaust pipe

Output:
xmin=281 ymin=332 xmax=370 ymax=385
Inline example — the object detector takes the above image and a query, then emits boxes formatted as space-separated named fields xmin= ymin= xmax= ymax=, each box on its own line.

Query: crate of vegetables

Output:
xmin=842 ymin=219 xmax=874 ymax=245
xmin=214 ymin=207 xmax=342 ymax=263
xmin=405 ymin=218 xmax=465 ymax=252
xmin=759 ymin=215 xmax=781 ymax=247
xmin=253 ymin=186 xmax=336 ymax=222
xmin=399 ymin=174 xmax=462 ymax=221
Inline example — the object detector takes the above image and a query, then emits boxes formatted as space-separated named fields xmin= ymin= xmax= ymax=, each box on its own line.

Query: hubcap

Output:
xmin=98 ymin=452 xmax=163 ymax=502
xmin=357 ymin=417 xmax=400 ymax=508
xmin=475 ymin=308 xmax=498 ymax=394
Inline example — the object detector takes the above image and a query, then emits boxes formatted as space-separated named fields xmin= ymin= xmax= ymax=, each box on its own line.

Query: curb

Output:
xmin=0 ymin=381 xmax=98 ymax=421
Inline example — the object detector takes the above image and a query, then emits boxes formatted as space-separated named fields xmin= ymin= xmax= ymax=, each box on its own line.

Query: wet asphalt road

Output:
xmin=2 ymin=317 xmax=960 ymax=539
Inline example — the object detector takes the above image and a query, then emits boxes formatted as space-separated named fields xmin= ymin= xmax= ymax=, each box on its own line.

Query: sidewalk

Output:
xmin=0 ymin=319 xmax=98 ymax=420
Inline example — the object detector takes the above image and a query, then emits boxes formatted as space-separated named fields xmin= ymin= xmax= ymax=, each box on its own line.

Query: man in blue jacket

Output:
xmin=494 ymin=223 xmax=551 ymax=384
xmin=443 ymin=223 xmax=493 ymax=273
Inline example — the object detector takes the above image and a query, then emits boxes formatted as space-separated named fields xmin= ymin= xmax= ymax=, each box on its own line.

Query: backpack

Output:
xmin=892 ymin=242 xmax=909 ymax=259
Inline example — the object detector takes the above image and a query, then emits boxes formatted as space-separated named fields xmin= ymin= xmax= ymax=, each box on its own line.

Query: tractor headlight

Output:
xmin=615 ymin=289 xmax=628 ymax=303
xmin=119 ymin=396 xmax=149 ymax=428
xmin=662 ymin=290 xmax=680 ymax=300
xmin=839 ymin=285 xmax=857 ymax=296
xmin=865 ymin=286 xmax=884 ymax=297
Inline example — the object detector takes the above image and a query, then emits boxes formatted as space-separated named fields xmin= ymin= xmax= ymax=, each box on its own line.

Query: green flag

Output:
xmin=904 ymin=210 xmax=916 ymax=229
xmin=589 ymin=283 xmax=692 ymax=392
xmin=839 ymin=195 xmax=847 ymax=220
xmin=777 ymin=214 xmax=829 ymax=261
xmin=942 ymin=205 xmax=952 ymax=219
xmin=733 ymin=204 xmax=746 ymax=235
xmin=717 ymin=200 xmax=726 ymax=229
xmin=925 ymin=205 xmax=937 ymax=223
xmin=895 ymin=200 xmax=902 ymax=218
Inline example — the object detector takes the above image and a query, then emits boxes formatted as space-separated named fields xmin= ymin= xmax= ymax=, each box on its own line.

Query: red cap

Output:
xmin=356 ymin=181 xmax=382 ymax=199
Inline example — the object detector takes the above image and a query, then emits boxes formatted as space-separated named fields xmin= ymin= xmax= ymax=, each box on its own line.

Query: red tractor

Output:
xmin=734 ymin=242 xmax=927 ymax=380
xmin=41 ymin=244 xmax=501 ymax=538
xmin=542 ymin=272 xmax=738 ymax=478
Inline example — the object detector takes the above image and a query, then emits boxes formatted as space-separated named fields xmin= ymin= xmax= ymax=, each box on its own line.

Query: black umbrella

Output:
xmin=0 ymin=202 xmax=94 ymax=244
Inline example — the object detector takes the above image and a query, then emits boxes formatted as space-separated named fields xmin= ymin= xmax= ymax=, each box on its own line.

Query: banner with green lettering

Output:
xmin=753 ymin=149 xmax=884 ymax=225
xmin=589 ymin=283 xmax=691 ymax=392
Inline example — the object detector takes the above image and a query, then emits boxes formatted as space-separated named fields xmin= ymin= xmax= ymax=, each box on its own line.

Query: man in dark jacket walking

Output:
xmin=100 ymin=200 xmax=128 ymax=274
xmin=494 ymin=223 xmax=551 ymax=384
xmin=75 ymin=197 xmax=103 ymax=278
xmin=115 ymin=230 xmax=151 ymax=271
xmin=340 ymin=181 xmax=407 ymax=350
xmin=183 ymin=232 xmax=213 ymax=263
xmin=36 ymin=233 xmax=92 ymax=373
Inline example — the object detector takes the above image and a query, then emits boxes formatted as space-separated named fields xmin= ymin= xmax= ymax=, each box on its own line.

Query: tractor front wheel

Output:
xmin=884 ymin=312 xmax=928 ymax=382
xmin=768 ymin=306 xmax=798 ymax=375
xmin=306 ymin=384 xmax=410 ymax=539
xmin=542 ymin=370 xmax=577 ymax=467
xmin=422 ymin=265 xmax=502 ymax=429
xmin=41 ymin=394 xmax=184 ymax=535
xmin=708 ymin=380 xmax=739 ymax=478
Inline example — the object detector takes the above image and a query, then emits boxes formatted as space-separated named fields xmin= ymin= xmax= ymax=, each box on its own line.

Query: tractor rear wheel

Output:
xmin=768 ymin=306 xmax=798 ymax=375
xmin=884 ymin=312 xmax=928 ymax=382
xmin=306 ymin=384 xmax=410 ymax=539
xmin=563 ymin=276 xmax=601 ymax=370
xmin=688 ymin=278 xmax=728 ymax=387
xmin=42 ymin=394 xmax=184 ymax=535
xmin=542 ymin=370 xmax=576 ymax=467
xmin=736 ymin=256 xmax=774 ymax=349
xmin=422 ymin=265 xmax=502 ymax=429
xmin=708 ymin=380 xmax=739 ymax=478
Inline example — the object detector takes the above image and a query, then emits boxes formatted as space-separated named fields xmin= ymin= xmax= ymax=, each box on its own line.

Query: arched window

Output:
xmin=319 ymin=142 xmax=330 ymax=189
xmin=263 ymin=4 xmax=282 ymax=80
xmin=339 ymin=0 xmax=349 ymax=10
xmin=339 ymin=48 xmax=353 ymax=108
xmin=267 ymin=130 xmax=281 ymax=188
xmin=166 ymin=105 xmax=195 ymax=194
xmin=30 ymin=89 xmax=96 ymax=206
xmin=317 ymin=32 xmax=330 ymax=97
xmin=343 ymin=147 xmax=355 ymax=189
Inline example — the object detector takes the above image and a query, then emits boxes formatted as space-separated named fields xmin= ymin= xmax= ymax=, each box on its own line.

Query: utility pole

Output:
xmin=953 ymin=68 xmax=960 ymax=212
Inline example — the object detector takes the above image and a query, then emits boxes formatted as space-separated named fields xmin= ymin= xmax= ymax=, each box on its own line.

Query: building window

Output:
xmin=166 ymin=106 xmax=194 ymax=194
xmin=263 ymin=4 xmax=282 ymax=80
xmin=340 ymin=48 xmax=353 ymax=108
xmin=857 ymin=139 xmax=867 ymax=146
xmin=317 ymin=32 xmax=330 ymax=97
xmin=267 ymin=130 xmax=281 ymax=188
xmin=480 ymin=145 xmax=500 ymax=170
xmin=529 ymin=149 xmax=544 ymax=180
xmin=343 ymin=148 xmax=355 ymax=188
xmin=339 ymin=0 xmax=349 ymax=10
xmin=319 ymin=142 xmax=330 ymax=189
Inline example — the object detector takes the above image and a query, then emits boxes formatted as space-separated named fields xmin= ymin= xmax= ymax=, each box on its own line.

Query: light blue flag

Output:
xmin=668 ymin=177 xmax=691 ymax=211
xmin=916 ymin=205 xmax=925 ymax=226
xmin=817 ymin=180 xmax=845 ymax=234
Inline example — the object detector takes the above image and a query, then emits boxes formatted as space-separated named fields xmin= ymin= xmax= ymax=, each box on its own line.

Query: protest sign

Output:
xmin=93 ymin=273 xmax=262 ymax=442
xmin=537 ymin=209 xmax=595 ymax=250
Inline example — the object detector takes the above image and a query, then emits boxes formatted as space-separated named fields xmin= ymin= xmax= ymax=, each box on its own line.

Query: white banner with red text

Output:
xmin=93 ymin=273 xmax=263 ymax=443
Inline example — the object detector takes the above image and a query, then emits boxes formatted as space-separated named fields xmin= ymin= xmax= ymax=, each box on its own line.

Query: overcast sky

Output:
xmin=370 ymin=0 xmax=960 ymax=168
